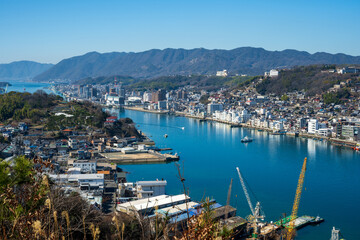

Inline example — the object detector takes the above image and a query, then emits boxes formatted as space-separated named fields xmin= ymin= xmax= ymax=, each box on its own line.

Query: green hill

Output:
xmin=256 ymin=65 xmax=360 ymax=95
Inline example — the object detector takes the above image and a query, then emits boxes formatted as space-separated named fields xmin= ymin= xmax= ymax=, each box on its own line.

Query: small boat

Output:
xmin=311 ymin=216 xmax=324 ymax=224
xmin=164 ymin=134 xmax=168 ymax=138
xmin=241 ymin=136 xmax=253 ymax=143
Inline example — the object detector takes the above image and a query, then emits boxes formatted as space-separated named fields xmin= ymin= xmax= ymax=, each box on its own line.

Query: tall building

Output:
xmin=119 ymin=88 xmax=125 ymax=98
xmin=307 ymin=119 xmax=318 ymax=134
xmin=207 ymin=103 xmax=223 ymax=114
xmin=78 ymin=85 xmax=84 ymax=96
xmin=177 ymin=90 xmax=187 ymax=99
xmin=341 ymin=125 xmax=359 ymax=140
xmin=109 ymin=88 xmax=117 ymax=96
xmin=91 ymin=88 xmax=97 ymax=98
xmin=143 ymin=92 xmax=152 ymax=102
xmin=152 ymin=89 xmax=166 ymax=102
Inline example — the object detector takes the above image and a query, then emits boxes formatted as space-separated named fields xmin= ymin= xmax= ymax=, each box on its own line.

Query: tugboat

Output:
xmin=241 ymin=136 xmax=253 ymax=143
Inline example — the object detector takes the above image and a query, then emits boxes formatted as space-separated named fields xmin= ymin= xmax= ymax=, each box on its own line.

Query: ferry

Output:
xmin=241 ymin=136 xmax=253 ymax=143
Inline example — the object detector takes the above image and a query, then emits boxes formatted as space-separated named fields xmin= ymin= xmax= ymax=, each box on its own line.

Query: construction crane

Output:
xmin=236 ymin=167 xmax=265 ymax=239
xmin=286 ymin=157 xmax=308 ymax=240
xmin=225 ymin=178 xmax=233 ymax=219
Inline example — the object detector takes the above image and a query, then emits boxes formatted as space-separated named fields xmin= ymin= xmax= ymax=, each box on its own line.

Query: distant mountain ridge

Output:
xmin=30 ymin=47 xmax=360 ymax=82
xmin=0 ymin=61 xmax=53 ymax=80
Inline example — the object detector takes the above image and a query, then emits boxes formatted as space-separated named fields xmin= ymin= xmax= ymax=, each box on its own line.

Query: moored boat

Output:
xmin=241 ymin=136 xmax=253 ymax=143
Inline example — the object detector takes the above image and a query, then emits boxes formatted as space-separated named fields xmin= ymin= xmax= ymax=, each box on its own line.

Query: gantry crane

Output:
xmin=286 ymin=157 xmax=308 ymax=240
xmin=236 ymin=167 xmax=265 ymax=239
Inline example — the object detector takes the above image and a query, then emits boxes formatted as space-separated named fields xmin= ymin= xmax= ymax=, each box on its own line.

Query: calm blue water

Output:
xmin=112 ymin=109 xmax=360 ymax=240
xmin=3 ymin=80 xmax=51 ymax=94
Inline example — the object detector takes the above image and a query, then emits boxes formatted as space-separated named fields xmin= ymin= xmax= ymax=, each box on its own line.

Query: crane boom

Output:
xmin=225 ymin=178 xmax=233 ymax=219
xmin=287 ymin=157 xmax=308 ymax=240
xmin=236 ymin=167 xmax=255 ymax=216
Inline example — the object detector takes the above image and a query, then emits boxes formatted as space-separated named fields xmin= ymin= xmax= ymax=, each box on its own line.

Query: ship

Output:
xmin=241 ymin=136 xmax=253 ymax=143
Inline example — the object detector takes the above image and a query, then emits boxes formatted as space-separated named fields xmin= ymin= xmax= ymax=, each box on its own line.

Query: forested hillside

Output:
xmin=256 ymin=65 xmax=360 ymax=95
xmin=33 ymin=48 xmax=360 ymax=82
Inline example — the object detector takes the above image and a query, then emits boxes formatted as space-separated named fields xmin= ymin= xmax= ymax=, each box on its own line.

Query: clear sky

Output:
xmin=0 ymin=0 xmax=359 ymax=64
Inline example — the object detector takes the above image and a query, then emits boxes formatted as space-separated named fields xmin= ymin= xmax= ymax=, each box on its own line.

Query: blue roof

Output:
xmin=168 ymin=202 xmax=223 ymax=224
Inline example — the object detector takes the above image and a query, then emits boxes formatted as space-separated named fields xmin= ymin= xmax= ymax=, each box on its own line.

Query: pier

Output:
xmin=100 ymin=151 xmax=179 ymax=165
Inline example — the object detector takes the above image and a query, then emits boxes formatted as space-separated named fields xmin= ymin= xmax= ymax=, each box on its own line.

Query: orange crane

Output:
xmin=287 ymin=157 xmax=308 ymax=240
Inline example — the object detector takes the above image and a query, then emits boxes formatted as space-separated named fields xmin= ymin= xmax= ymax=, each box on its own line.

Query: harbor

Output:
xmin=117 ymin=109 xmax=359 ymax=240
xmin=100 ymin=150 xmax=179 ymax=164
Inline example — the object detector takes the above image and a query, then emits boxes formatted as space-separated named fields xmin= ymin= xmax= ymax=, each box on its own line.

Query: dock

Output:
xmin=100 ymin=151 xmax=179 ymax=165
xmin=275 ymin=215 xmax=318 ymax=229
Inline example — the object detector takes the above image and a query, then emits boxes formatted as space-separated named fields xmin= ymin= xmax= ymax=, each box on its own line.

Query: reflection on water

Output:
xmin=114 ymin=109 xmax=360 ymax=240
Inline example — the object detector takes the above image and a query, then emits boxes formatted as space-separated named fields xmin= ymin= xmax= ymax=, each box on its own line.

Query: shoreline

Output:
xmin=124 ymin=106 xmax=169 ymax=114
xmin=124 ymin=107 xmax=359 ymax=150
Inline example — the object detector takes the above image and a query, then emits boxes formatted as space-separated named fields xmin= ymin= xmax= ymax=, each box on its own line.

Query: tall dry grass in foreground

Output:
xmin=0 ymin=157 xmax=235 ymax=239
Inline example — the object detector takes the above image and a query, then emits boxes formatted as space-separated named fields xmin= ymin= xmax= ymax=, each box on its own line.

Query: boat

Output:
xmin=310 ymin=215 xmax=324 ymax=224
xmin=164 ymin=134 xmax=168 ymax=138
xmin=241 ymin=136 xmax=253 ymax=143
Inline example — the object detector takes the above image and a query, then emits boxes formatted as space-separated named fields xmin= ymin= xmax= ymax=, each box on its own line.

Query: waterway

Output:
xmin=110 ymin=109 xmax=360 ymax=240
xmin=1 ymin=80 xmax=51 ymax=94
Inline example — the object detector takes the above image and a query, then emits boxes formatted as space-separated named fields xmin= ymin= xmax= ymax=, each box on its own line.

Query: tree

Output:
xmin=281 ymin=94 xmax=289 ymax=101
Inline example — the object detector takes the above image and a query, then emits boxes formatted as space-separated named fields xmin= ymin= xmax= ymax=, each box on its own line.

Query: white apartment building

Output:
xmin=106 ymin=95 xmax=121 ymax=106
xmin=216 ymin=70 xmax=228 ymax=77
xmin=143 ymin=92 xmax=152 ymax=102
xmin=73 ymin=160 xmax=97 ymax=173
xmin=264 ymin=69 xmax=279 ymax=77
xmin=308 ymin=119 xmax=318 ymax=134
xmin=270 ymin=69 xmax=279 ymax=77
xmin=136 ymin=180 xmax=167 ymax=198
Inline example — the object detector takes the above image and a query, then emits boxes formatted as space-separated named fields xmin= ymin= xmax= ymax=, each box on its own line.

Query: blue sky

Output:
xmin=0 ymin=0 xmax=359 ymax=63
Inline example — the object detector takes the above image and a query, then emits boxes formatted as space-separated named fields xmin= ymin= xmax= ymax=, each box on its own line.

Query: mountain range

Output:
xmin=0 ymin=61 xmax=53 ymax=80
xmin=3 ymin=47 xmax=360 ymax=82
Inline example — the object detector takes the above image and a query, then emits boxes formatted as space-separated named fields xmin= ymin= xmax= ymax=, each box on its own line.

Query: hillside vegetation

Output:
xmin=0 ymin=61 xmax=53 ymax=80
xmin=75 ymin=75 xmax=137 ymax=85
xmin=256 ymin=65 xmax=360 ymax=95
xmin=128 ymin=75 xmax=255 ymax=91
xmin=0 ymin=91 xmax=62 ymax=123
xmin=33 ymin=47 xmax=360 ymax=82
xmin=75 ymin=74 xmax=255 ymax=91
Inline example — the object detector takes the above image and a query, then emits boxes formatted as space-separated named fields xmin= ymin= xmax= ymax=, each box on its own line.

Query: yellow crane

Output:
xmin=287 ymin=157 xmax=308 ymax=240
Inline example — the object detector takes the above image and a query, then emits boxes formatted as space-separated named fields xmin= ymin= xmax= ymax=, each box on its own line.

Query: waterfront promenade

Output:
xmin=123 ymin=106 xmax=359 ymax=150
